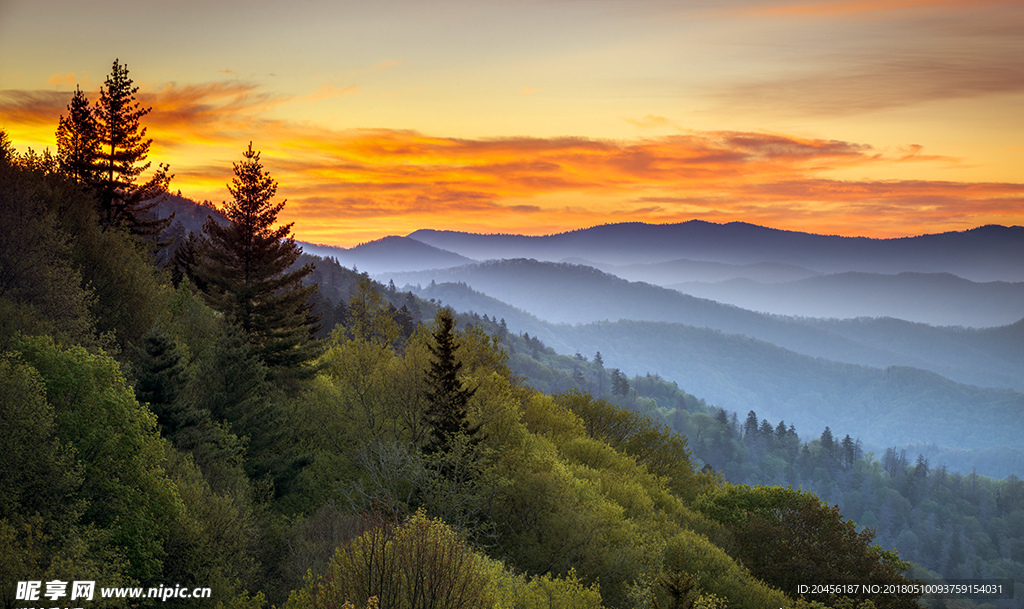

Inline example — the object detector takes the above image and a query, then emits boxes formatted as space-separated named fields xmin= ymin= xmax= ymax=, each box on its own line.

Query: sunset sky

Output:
xmin=2 ymin=0 xmax=1022 ymax=246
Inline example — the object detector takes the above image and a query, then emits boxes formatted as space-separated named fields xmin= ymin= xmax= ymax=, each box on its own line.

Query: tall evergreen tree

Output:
xmin=610 ymin=368 xmax=630 ymax=396
xmin=424 ymin=308 xmax=480 ymax=455
xmin=93 ymin=59 xmax=172 ymax=238
xmin=821 ymin=426 xmax=836 ymax=458
xmin=55 ymin=85 xmax=100 ymax=184
xmin=199 ymin=142 xmax=320 ymax=376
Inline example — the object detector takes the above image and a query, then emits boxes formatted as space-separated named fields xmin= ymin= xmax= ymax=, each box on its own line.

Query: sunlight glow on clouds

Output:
xmin=2 ymin=79 xmax=1022 ymax=246
xmin=1 ymin=0 xmax=1021 ymax=246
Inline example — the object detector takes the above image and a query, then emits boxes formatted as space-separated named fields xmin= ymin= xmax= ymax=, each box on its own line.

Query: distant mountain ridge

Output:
xmin=408 ymin=221 xmax=1024 ymax=282
xmin=410 ymin=281 xmax=1024 ymax=468
xmin=300 ymin=235 xmax=474 ymax=275
xmin=388 ymin=259 xmax=1024 ymax=391
xmin=590 ymin=257 xmax=822 ymax=285
xmin=146 ymin=196 xmax=1023 ymax=476
xmin=671 ymin=271 xmax=1024 ymax=327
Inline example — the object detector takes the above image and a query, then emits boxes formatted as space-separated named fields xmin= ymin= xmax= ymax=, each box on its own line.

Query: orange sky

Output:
xmin=2 ymin=0 xmax=1022 ymax=246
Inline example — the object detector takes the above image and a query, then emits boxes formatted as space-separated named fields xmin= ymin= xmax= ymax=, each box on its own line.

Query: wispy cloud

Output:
xmin=0 ymin=89 xmax=68 ymax=125
xmin=714 ymin=0 xmax=1024 ymax=116
xmin=47 ymin=73 xmax=77 ymax=87
xmin=2 ymin=79 xmax=1021 ymax=243
xmin=720 ymin=51 xmax=1024 ymax=116
xmin=728 ymin=0 xmax=1016 ymax=18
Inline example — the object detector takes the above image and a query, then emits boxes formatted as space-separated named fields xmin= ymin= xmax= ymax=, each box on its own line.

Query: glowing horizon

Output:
xmin=2 ymin=0 xmax=1022 ymax=247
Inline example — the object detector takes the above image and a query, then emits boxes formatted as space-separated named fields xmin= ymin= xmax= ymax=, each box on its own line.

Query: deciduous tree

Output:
xmin=695 ymin=484 xmax=920 ymax=609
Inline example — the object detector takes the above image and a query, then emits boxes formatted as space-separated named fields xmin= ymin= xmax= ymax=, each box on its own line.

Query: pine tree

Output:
xmin=199 ymin=142 xmax=320 ymax=376
xmin=610 ymin=368 xmax=629 ymax=396
xmin=93 ymin=59 xmax=172 ymax=238
xmin=424 ymin=308 xmax=479 ymax=455
xmin=744 ymin=410 xmax=760 ymax=439
xmin=820 ymin=426 xmax=836 ymax=458
xmin=55 ymin=85 xmax=100 ymax=184
xmin=170 ymin=231 xmax=207 ymax=290
xmin=133 ymin=325 xmax=187 ymax=430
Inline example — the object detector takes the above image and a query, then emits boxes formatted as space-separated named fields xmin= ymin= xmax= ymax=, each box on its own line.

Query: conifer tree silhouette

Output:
xmin=199 ymin=143 xmax=320 ymax=377
xmin=56 ymin=85 xmax=100 ymax=184
xmin=424 ymin=308 xmax=480 ymax=455
xmin=93 ymin=59 xmax=172 ymax=238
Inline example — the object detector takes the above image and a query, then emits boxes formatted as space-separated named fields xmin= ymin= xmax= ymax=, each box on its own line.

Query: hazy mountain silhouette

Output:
xmin=389 ymin=262 xmax=1024 ymax=391
xmin=407 ymin=282 xmax=1024 ymax=467
xmin=589 ymin=257 xmax=821 ymax=285
xmin=149 ymin=196 xmax=474 ymax=276
xmin=554 ymin=319 xmax=1024 ymax=454
xmin=148 ymin=192 xmax=227 ymax=234
xmin=296 ymin=236 xmax=475 ymax=275
xmin=409 ymin=221 xmax=1024 ymax=282
xmin=671 ymin=272 xmax=1024 ymax=328
xmin=150 ymin=197 xmax=1024 ymax=470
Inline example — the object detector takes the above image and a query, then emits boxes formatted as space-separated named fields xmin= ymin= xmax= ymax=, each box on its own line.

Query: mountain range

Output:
xmin=408 ymin=221 xmax=1024 ymax=282
xmin=155 ymin=196 xmax=1024 ymax=477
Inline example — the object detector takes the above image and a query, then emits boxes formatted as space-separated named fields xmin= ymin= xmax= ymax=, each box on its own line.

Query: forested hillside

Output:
xmin=5 ymin=104 xmax=965 ymax=608
xmin=2 ymin=65 xmax=1019 ymax=609
xmin=409 ymin=280 xmax=1024 ymax=479
xmin=457 ymin=323 xmax=1024 ymax=600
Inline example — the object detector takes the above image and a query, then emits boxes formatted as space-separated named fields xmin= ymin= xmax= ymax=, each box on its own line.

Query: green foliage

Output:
xmin=0 ymin=149 xmax=97 ymax=348
xmin=12 ymin=335 xmax=182 ymax=582
xmin=287 ymin=509 xmax=490 ymax=609
xmin=181 ymin=320 xmax=296 ymax=491
xmin=0 ymin=516 xmax=137 ymax=609
xmin=77 ymin=221 xmax=169 ymax=349
xmin=695 ymin=485 xmax=918 ymax=609
xmin=0 ymin=354 xmax=82 ymax=536
xmin=162 ymin=448 xmax=260 ymax=608
xmin=1 ymin=138 xmax=168 ymax=352
xmin=133 ymin=322 xmax=188 ymax=430
xmin=657 ymin=528 xmax=790 ymax=609
xmin=555 ymin=391 xmax=714 ymax=502
xmin=347 ymin=275 xmax=400 ymax=347
xmin=287 ymin=510 xmax=606 ymax=609
xmin=483 ymin=565 xmax=604 ymax=609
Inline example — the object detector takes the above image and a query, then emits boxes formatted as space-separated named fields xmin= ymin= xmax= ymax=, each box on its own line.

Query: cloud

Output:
xmin=2 ymin=78 xmax=1022 ymax=242
xmin=728 ymin=0 xmax=1015 ymax=19
xmin=47 ymin=73 xmax=77 ymax=87
xmin=134 ymin=116 xmax=1024 ymax=239
xmin=0 ymin=89 xmax=68 ymax=125
xmin=712 ymin=0 xmax=1024 ymax=116
xmin=721 ymin=52 xmax=1024 ymax=116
